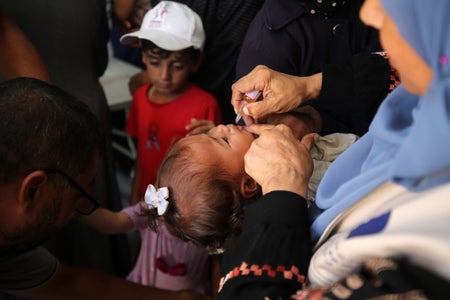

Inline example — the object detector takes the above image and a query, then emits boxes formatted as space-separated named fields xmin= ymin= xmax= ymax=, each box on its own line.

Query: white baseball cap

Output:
xmin=120 ymin=1 xmax=205 ymax=51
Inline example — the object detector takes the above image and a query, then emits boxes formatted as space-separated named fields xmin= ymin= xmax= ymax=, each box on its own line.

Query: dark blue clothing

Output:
xmin=110 ymin=22 xmax=146 ymax=69
xmin=236 ymin=0 xmax=384 ymax=135
xmin=236 ymin=0 xmax=380 ymax=78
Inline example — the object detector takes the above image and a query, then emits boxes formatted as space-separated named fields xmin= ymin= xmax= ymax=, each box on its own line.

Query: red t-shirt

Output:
xmin=126 ymin=83 xmax=222 ymax=195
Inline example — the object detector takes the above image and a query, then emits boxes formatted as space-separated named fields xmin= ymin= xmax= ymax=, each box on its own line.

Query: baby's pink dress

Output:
xmin=122 ymin=202 xmax=211 ymax=294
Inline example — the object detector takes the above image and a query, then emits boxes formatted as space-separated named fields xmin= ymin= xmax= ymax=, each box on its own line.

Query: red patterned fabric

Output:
xmin=218 ymin=262 xmax=305 ymax=293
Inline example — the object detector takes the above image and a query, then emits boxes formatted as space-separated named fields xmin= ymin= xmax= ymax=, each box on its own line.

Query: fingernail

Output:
xmin=243 ymin=107 xmax=249 ymax=115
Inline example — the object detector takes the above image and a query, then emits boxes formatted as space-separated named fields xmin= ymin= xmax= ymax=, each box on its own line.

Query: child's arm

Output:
xmin=210 ymin=256 xmax=221 ymax=300
xmin=81 ymin=207 xmax=134 ymax=234
xmin=130 ymin=160 xmax=141 ymax=206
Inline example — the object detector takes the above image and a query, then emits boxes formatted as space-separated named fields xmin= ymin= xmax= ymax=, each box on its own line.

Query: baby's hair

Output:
xmin=140 ymin=39 xmax=201 ymax=61
xmin=144 ymin=138 xmax=247 ymax=251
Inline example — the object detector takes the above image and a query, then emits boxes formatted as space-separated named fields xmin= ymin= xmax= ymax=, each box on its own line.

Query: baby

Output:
xmin=144 ymin=124 xmax=357 ymax=252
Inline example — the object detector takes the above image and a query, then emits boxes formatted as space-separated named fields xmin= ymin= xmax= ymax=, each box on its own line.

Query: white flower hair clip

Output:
xmin=144 ymin=184 xmax=169 ymax=215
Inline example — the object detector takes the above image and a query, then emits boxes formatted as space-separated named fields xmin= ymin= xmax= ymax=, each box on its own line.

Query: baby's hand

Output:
xmin=186 ymin=118 xmax=215 ymax=136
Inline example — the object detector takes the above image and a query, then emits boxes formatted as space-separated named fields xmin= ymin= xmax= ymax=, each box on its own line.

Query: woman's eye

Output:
xmin=221 ymin=137 xmax=229 ymax=144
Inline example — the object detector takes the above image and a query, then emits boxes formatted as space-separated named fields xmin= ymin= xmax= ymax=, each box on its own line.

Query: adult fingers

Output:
xmin=231 ymin=65 xmax=269 ymax=115
xmin=301 ymin=133 xmax=320 ymax=151
xmin=244 ymin=124 xmax=277 ymax=136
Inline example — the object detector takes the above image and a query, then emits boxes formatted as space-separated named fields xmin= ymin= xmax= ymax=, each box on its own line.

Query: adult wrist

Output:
xmin=262 ymin=173 xmax=308 ymax=199
xmin=305 ymin=72 xmax=323 ymax=100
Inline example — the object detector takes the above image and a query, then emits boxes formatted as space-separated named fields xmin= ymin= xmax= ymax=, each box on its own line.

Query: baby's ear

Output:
xmin=240 ymin=175 xmax=260 ymax=199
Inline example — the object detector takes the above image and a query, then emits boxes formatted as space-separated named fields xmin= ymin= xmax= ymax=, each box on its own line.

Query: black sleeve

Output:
xmin=315 ymin=53 xmax=391 ymax=136
xmin=218 ymin=191 xmax=311 ymax=300
xmin=318 ymin=53 xmax=390 ymax=115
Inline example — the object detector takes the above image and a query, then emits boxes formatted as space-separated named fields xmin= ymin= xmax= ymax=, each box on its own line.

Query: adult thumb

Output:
xmin=301 ymin=133 xmax=319 ymax=151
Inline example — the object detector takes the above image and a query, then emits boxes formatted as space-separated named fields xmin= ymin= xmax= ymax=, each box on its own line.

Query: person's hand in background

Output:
xmin=186 ymin=118 xmax=216 ymax=136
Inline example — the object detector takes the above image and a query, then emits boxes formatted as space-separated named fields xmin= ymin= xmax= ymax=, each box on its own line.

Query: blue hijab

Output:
xmin=312 ymin=0 xmax=450 ymax=239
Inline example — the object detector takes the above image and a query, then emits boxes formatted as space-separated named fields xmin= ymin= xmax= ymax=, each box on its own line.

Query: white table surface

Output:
xmin=100 ymin=56 xmax=142 ymax=110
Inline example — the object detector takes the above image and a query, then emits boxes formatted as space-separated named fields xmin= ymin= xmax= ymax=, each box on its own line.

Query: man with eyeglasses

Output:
xmin=0 ymin=78 xmax=209 ymax=300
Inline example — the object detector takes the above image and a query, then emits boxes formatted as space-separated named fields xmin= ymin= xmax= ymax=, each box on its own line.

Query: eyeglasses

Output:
xmin=44 ymin=168 xmax=99 ymax=215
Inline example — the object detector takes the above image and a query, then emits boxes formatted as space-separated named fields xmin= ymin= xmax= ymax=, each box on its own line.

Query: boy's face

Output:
xmin=183 ymin=124 xmax=255 ymax=178
xmin=142 ymin=49 xmax=201 ymax=99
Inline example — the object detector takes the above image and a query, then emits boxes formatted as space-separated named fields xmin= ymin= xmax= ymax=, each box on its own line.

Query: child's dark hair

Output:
xmin=143 ymin=138 xmax=251 ymax=251
xmin=141 ymin=39 xmax=201 ymax=61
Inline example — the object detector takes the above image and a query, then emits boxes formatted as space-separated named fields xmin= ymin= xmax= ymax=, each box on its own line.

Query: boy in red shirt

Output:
xmin=121 ymin=1 xmax=222 ymax=205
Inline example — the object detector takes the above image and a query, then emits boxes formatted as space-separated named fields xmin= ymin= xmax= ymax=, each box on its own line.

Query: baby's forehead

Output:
xmin=177 ymin=134 xmax=221 ymax=159
xmin=181 ymin=133 xmax=213 ymax=146
xmin=181 ymin=133 xmax=207 ymax=143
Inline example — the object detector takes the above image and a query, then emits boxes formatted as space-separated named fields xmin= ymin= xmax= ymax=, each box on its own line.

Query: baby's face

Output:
xmin=184 ymin=124 xmax=255 ymax=178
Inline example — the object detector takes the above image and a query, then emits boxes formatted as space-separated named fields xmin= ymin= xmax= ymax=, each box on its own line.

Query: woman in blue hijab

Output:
xmin=311 ymin=0 xmax=450 ymax=240
xmin=218 ymin=0 xmax=450 ymax=298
